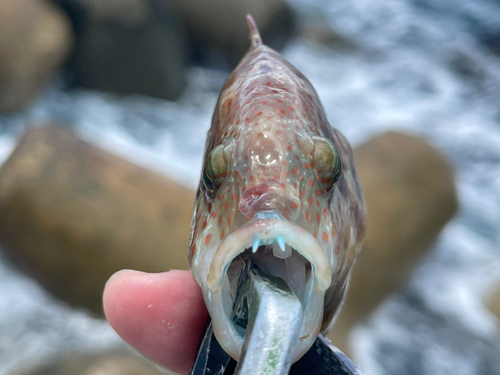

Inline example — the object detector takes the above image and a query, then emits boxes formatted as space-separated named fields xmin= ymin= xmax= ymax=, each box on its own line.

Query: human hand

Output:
xmin=103 ymin=269 xmax=208 ymax=375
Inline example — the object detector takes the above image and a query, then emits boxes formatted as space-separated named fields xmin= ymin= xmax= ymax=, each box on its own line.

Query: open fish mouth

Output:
xmin=205 ymin=211 xmax=332 ymax=362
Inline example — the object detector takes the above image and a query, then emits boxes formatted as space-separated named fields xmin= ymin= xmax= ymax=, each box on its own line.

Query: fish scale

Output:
xmin=189 ymin=14 xmax=366 ymax=364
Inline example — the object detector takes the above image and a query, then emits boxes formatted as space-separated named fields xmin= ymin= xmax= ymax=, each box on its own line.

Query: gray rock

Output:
xmin=165 ymin=0 xmax=296 ymax=65
xmin=55 ymin=0 xmax=188 ymax=100
xmin=0 ymin=0 xmax=73 ymax=113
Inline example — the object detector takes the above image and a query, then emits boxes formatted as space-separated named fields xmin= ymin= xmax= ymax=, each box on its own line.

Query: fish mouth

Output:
xmin=205 ymin=211 xmax=332 ymax=362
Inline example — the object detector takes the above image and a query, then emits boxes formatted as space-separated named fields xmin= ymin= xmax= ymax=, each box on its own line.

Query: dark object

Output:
xmin=52 ymin=0 xmax=188 ymax=100
xmin=191 ymin=323 xmax=362 ymax=375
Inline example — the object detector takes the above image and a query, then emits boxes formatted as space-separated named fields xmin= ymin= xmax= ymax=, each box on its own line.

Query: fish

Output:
xmin=189 ymin=15 xmax=366 ymax=363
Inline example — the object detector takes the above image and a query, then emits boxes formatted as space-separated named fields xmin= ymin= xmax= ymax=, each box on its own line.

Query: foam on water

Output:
xmin=1 ymin=0 xmax=500 ymax=373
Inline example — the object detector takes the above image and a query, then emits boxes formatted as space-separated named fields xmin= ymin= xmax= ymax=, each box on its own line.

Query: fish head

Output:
xmin=189 ymin=113 xmax=356 ymax=361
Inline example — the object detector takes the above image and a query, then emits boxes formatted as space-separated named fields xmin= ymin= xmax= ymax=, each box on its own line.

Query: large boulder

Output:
xmin=328 ymin=132 xmax=458 ymax=353
xmin=165 ymin=0 xmax=296 ymax=66
xmin=0 ymin=0 xmax=73 ymax=113
xmin=0 ymin=125 xmax=194 ymax=315
xmin=53 ymin=0 xmax=188 ymax=100
xmin=12 ymin=349 xmax=176 ymax=375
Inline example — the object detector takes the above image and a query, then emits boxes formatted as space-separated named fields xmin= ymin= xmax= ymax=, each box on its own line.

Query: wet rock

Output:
xmin=486 ymin=282 xmax=500 ymax=323
xmin=53 ymin=0 xmax=188 ymax=100
xmin=165 ymin=0 xmax=295 ymax=66
xmin=12 ymin=349 xmax=176 ymax=375
xmin=328 ymin=132 xmax=458 ymax=353
xmin=0 ymin=0 xmax=73 ymax=113
xmin=0 ymin=125 xmax=194 ymax=315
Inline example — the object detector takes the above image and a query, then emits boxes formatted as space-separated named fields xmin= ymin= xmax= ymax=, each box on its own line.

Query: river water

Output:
xmin=0 ymin=0 xmax=500 ymax=374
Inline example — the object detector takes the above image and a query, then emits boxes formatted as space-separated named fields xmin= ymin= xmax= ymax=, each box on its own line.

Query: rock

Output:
xmin=53 ymin=0 xmax=188 ymax=100
xmin=165 ymin=0 xmax=296 ymax=66
xmin=12 ymin=349 xmax=177 ymax=375
xmin=0 ymin=125 xmax=194 ymax=315
xmin=486 ymin=282 xmax=500 ymax=322
xmin=328 ymin=132 xmax=458 ymax=353
xmin=0 ymin=0 xmax=73 ymax=113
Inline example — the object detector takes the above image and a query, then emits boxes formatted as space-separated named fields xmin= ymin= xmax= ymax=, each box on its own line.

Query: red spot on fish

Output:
xmin=331 ymin=229 xmax=335 ymax=237
xmin=293 ymin=182 xmax=297 ymax=188
xmin=212 ymin=211 xmax=217 ymax=218
xmin=323 ymin=232 xmax=328 ymax=242
xmin=245 ymin=168 xmax=249 ymax=173
xmin=261 ymin=100 xmax=268 ymax=105
xmin=335 ymin=244 xmax=339 ymax=254
xmin=279 ymin=109 xmax=285 ymax=114
xmin=323 ymin=207 xmax=327 ymax=217
xmin=221 ymin=230 xmax=225 ymax=239
xmin=249 ymin=175 xmax=255 ymax=181
xmin=305 ymin=212 xmax=310 ymax=220
xmin=313 ymin=231 xmax=317 ymax=238
xmin=225 ymin=202 xmax=229 ymax=210
xmin=299 ymin=190 xmax=303 ymax=198
xmin=280 ymin=183 xmax=286 ymax=188
xmin=308 ymin=197 xmax=313 ymax=205
xmin=317 ymin=200 xmax=320 ymax=207
xmin=292 ymin=169 xmax=297 ymax=174
xmin=227 ymin=217 xmax=231 ymax=225
xmin=317 ymin=213 xmax=320 ymax=223
xmin=308 ymin=179 xmax=314 ymax=187
xmin=257 ymin=111 xmax=263 ymax=116
xmin=304 ymin=163 xmax=310 ymax=169
xmin=232 ymin=193 xmax=236 ymax=200
xmin=291 ymin=202 xmax=298 ymax=209
xmin=205 ymin=234 xmax=212 ymax=245
xmin=236 ymin=119 xmax=240 ymax=124
xmin=257 ymin=132 xmax=263 ymax=137
xmin=316 ymin=190 xmax=322 ymax=195
xmin=289 ymin=106 xmax=293 ymax=111
xmin=202 ymin=221 xmax=207 ymax=229
xmin=254 ymin=122 xmax=258 ymax=126
xmin=218 ymin=216 xmax=222 ymax=225
xmin=287 ymin=145 xmax=292 ymax=151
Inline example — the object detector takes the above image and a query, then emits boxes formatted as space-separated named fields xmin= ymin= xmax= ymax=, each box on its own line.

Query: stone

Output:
xmin=164 ymin=0 xmax=295 ymax=66
xmin=328 ymin=132 xmax=458 ymax=354
xmin=0 ymin=125 xmax=194 ymax=315
xmin=486 ymin=282 xmax=500 ymax=323
xmin=12 ymin=349 xmax=177 ymax=375
xmin=53 ymin=0 xmax=188 ymax=100
xmin=0 ymin=0 xmax=73 ymax=113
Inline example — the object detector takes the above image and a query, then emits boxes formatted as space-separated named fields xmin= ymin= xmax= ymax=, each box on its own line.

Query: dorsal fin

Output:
xmin=246 ymin=14 xmax=262 ymax=47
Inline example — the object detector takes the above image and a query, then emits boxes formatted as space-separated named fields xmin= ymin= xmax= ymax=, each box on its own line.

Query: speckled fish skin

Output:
xmin=189 ymin=15 xmax=366 ymax=362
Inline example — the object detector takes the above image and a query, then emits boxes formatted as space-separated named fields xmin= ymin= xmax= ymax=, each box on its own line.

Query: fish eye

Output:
xmin=203 ymin=144 xmax=227 ymax=197
xmin=312 ymin=136 xmax=342 ymax=190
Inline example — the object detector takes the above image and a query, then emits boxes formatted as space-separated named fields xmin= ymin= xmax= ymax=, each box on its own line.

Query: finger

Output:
xmin=103 ymin=269 xmax=208 ymax=375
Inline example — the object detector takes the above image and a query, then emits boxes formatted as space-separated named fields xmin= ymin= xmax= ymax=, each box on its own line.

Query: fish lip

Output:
xmin=206 ymin=213 xmax=332 ymax=292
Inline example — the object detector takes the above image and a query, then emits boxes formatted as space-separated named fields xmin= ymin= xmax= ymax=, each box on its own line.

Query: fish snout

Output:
xmin=239 ymin=181 xmax=300 ymax=220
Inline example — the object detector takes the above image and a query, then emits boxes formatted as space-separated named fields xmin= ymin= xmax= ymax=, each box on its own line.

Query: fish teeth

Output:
xmin=277 ymin=236 xmax=286 ymax=252
xmin=252 ymin=238 xmax=260 ymax=253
